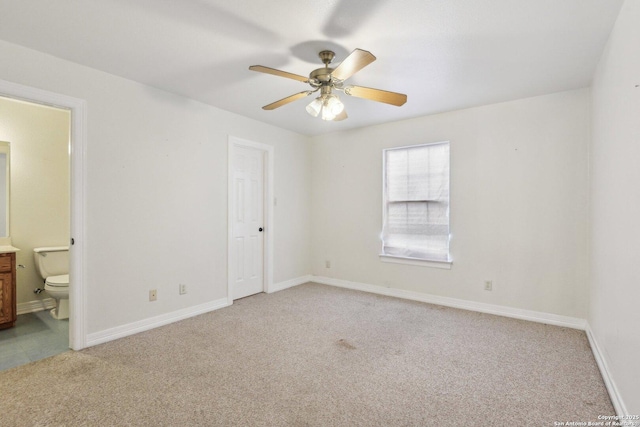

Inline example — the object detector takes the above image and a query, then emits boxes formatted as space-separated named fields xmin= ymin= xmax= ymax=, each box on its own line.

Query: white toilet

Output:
xmin=33 ymin=246 xmax=69 ymax=320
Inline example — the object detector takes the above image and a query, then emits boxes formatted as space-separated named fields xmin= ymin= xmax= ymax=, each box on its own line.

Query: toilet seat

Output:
xmin=45 ymin=274 xmax=69 ymax=287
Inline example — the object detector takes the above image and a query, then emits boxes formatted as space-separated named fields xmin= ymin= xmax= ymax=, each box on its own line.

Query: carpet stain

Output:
xmin=337 ymin=339 xmax=356 ymax=350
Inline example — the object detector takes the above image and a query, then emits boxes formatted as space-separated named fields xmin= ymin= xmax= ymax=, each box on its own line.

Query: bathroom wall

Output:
xmin=0 ymin=96 xmax=70 ymax=308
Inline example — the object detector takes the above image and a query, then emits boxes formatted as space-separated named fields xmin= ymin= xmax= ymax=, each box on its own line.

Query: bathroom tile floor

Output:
xmin=0 ymin=311 xmax=69 ymax=371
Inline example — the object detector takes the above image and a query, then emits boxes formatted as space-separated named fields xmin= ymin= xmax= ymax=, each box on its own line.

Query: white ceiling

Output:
xmin=0 ymin=0 xmax=624 ymax=136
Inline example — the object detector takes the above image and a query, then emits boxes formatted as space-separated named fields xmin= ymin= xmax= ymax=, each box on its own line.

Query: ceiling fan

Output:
xmin=249 ymin=49 xmax=407 ymax=121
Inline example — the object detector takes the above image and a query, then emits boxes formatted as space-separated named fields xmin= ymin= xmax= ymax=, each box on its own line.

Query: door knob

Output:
xmin=259 ymin=227 xmax=263 ymax=232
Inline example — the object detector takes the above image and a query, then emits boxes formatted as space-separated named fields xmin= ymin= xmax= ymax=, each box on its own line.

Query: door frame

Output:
xmin=0 ymin=78 xmax=87 ymax=350
xmin=227 ymin=136 xmax=274 ymax=301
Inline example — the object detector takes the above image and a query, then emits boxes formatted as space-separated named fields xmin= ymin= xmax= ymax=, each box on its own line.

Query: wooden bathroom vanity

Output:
xmin=0 ymin=251 xmax=17 ymax=329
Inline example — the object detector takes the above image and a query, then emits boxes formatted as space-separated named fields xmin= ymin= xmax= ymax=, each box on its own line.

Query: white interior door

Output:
xmin=231 ymin=145 xmax=264 ymax=300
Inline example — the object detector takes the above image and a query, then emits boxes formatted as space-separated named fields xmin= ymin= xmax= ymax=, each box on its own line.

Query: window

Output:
xmin=381 ymin=142 xmax=450 ymax=264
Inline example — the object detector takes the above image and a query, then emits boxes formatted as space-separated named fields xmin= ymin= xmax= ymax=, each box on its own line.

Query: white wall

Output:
xmin=311 ymin=89 xmax=590 ymax=318
xmin=0 ymin=40 xmax=311 ymax=335
xmin=590 ymin=0 xmax=640 ymax=415
xmin=0 ymin=97 xmax=70 ymax=306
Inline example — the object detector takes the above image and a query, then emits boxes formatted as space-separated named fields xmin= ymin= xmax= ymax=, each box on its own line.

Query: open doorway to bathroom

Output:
xmin=0 ymin=95 xmax=71 ymax=370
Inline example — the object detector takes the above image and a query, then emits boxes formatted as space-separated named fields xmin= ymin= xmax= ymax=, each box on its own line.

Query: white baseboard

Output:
xmin=311 ymin=275 xmax=587 ymax=330
xmin=17 ymin=298 xmax=56 ymax=315
xmin=586 ymin=324 xmax=633 ymax=421
xmin=85 ymin=274 xmax=313 ymax=348
xmin=86 ymin=297 xmax=231 ymax=347
xmin=268 ymin=274 xmax=312 ymax=293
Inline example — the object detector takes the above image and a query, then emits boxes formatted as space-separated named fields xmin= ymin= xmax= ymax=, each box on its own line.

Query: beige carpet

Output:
xmin=0 ymin=283 xmax=614 ymax=426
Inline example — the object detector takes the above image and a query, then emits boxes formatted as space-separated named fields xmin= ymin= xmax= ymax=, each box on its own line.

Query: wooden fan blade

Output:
xmin=331 ymin=48 xmax=376 ymax=81
xmin=344 ymin=85 xmax=407 ymax=106
xmin=262 ymin=91 xmax=313 ymax=110
xmin=333 ymin=109 xmax=348 ymax=121
xmin=249 ymin=65 xmax=309 ymax=83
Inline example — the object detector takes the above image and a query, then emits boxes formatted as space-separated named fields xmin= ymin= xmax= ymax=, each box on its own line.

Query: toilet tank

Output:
xmin=33 ymin=246 xmax=69 ymax=279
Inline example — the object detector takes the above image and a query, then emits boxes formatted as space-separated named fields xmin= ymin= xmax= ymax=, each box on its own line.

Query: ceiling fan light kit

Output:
xmin=305 ymin=97 xmax=323 ymax=117
xmin=306 ymin=86 xmax=345 ymax=121
xmin=249 ymin=48 xmax=407 ymax=122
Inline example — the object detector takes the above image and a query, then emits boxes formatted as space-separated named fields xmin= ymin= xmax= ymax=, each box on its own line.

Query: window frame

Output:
xmin=380 ymin=141 xmax=452 ymax=269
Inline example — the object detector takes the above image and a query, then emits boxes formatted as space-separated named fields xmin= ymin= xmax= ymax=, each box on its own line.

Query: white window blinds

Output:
xmin=382 ymin=142 xmax=450 ymax=262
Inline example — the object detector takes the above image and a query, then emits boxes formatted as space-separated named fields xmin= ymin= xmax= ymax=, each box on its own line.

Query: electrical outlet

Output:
xmin=325 ymin=260 xmax=331 ymax=268
xmin=149 ymin=289 xmax=157 ymax=301
xmin=484 ymin=281 xmax=493 ymax=291
xmin=179 ymin=284 xmax=187 ymax=295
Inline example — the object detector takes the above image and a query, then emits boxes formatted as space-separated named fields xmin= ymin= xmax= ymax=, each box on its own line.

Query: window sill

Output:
xmin=379 ymin=254 xmax=452 ymax=270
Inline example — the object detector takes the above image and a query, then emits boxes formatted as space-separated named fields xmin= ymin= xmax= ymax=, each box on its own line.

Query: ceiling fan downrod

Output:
xmin=309 ymin=51 xmax=337 ymax=88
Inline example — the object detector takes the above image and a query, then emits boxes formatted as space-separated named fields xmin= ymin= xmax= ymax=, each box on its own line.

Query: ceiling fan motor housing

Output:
xmin=309 ymin=67 xmax=335 ymax=84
